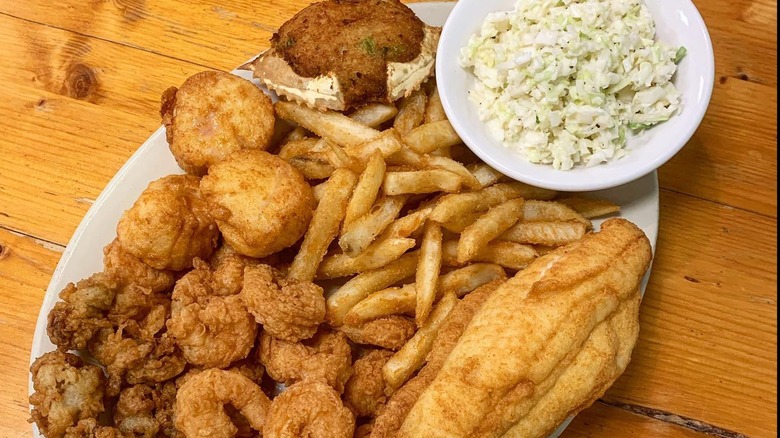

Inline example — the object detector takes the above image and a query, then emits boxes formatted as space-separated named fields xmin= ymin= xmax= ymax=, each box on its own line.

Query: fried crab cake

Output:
xmin=200 ymin=150 xmax=315 ymax=258
xmin=161 ymin=70 xmax=275 ymax=175
xmin=243 ymin=0 xmax=440 ymax=111
xmin=117 ymin=174 xmax=219 ymax=271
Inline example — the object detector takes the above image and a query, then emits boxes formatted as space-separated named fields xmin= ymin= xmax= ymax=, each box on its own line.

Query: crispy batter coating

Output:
xmin=64 ymin=419 xmax=120 ymax=438
xmin=241 ymin=264 xmax=325 ymax=342
xmin=259 ymin=329 xmax=353 ymax=393
xmin=167 ymin=259 xmax=257 ymax=368
xmin=174 ymin=369 xmax=271 ymax=438
xmin=208 ymin=244 xmax=263 ymax=296
xmin=117 ymin=175 xmax=219 ymax=271
xmin=161 ymin=70 xmax=275 ymax=176
xmin=272 ymin=0 xmax=425 ymax=107
xmin=263 ymin=380 xmax=355 ymax=438
xmin=103 ymin=239 xmax=176 ymax=294
xmin=200 ymin=150 xmax=315 ymax=258
xmin=339 ymin=315 xmax=416 ymax=351
xmin=344 ymin=349 xmax=392 ymax=418
xmin=47 ymin=274 xmax=116 ymax=351
xmin=114 ymin=382 xmax=180 ymax=437
xmin=29 ymin=351 xmax=106 ymax=438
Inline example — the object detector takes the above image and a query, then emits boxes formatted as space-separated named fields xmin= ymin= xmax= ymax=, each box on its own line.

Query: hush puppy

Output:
xmin=200 ymin=150 xmax=315 ymax=258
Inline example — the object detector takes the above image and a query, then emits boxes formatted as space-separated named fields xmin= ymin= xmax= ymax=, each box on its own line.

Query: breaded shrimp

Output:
xmin=339 ymin=315 xmax=416 ymax=351
xmin=241 ymin=264 xmax=325 ymax=342
xmin=263 ymin=380 xmax=354 ymax=438
xmin=174 ymin=369 xmax=271 ymax=438
xmin=344 ymin=349 xmax=393 ymax=418
xmin=103 ymin=239 xmax=176 ymax=293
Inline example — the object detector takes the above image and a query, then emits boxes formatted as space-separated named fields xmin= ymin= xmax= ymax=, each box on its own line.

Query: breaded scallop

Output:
xmin=200 ymin=150 xmax=315 ymax=258
xmin=116 ymin=174 xmax=219 ymax=271
xmin=161 ymin=70 xmax=275 ymax=175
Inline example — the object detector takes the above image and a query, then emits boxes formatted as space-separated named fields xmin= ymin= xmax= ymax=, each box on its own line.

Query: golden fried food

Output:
xmin=241 ymin=264 xmax=325 ymax=342
xmin=114 ymin=382 xmax=178 ymax=437
xmin=339 ymin=315 xmax=415 ymax=351
xmin=167 ymin=259 xmax=257 ymax=369
xmin=344 ymin=349 xmax=393 ymax=418
xmin=175 ymin=369 xmax=271 ymax=438
xmin=29 ymin=351 xmax=106 ymax=438
xmin=259 ymin=329 xmax=353 ymax=393
xmin=103 ymin=239 xmax=176 ymax=293
xmin=244 ymin=0 xmax=439 ymax=111
xmin=47 ymin=273 xmax=116 ymax=351
xmin=117 ymin=174 xmax=219 ymax=271
xmin=200 ymin=150 xmax=315 ymax=258
xmin=63 ymin=419 xmax=120 ymax=438
xmin=263 ymin=380 xmax=355 ymax=438
xmin=397 ymin=219 xmax=652 ymax=437
xmin=161 ymin=70 xmax=275 ymax=175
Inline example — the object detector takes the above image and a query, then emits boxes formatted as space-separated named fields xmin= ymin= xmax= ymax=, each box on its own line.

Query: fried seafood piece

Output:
xmin=167 ymin=259 xmax=257 ymax=368
xmin=161 ymin=70 xmax=275 ymax=176
xmin=241 ymin=264 xmax=325 ymax=342
xmin=200 ymin=150 xmax=315 ymax=258
xmin=29 ymin=351 xmax=106 ymax=438
xmin=114 ymin=382 xmax=180 ymax=437
xmin=47 ymin=273 xmax=116 ymax=351
xmin=208 ymin=244 xmax=263 ymax=295
xmin=259 ymin=329 xmax=353 ymax=393
xmin=64 ymin=419 xmax=120 ymax=438
xmin=263 ymin=380 xmax=355 ymax=438
xmin=103 ymin=239 xmax=176 ymax=293
xmin=175 ymin=368 xmax=271 ymax=438
xmin=244 ymin=0 xmax=440 ymax=110
xmin=117 ymin=174 xmax=219 ymax=271
xmin=338 ymin=316 xmax=416 ymax=351
xmin=344 ymin=349 xmax=393 ymax=418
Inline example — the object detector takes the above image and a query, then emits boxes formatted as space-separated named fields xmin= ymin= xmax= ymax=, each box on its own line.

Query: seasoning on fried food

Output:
xmin=114 ymin=382 xmax=178 ymax=437
xmin=161 ymin=70 xmax=275 ymax=175
xmin=344 ymin=349 xmax=393 ymax=418
xmin=241 ymin=264 xmax=326 ymax=342
xmin=29 ymin=351 xmax=106 ymax=438
xmin=174 ymin=369 xmax=271 ymax=438
xmin=47 ymin=273 xmax=116 ymax=351
xmin=103 ymin=239 xmax=176 ymax=293
xmin=200 ymin=150 xmax=315 ymax=258
xmin=116 ymin=174 xmax=219 ymax=271
xmin=263 ymin=380 xmax=355 ymax=438
xmin=339 ymin=315 xmax=416 ymax=351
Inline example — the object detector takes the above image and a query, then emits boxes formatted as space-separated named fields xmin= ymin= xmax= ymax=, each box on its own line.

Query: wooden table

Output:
xmin=0 ymin=0 xmax=776 ymax=436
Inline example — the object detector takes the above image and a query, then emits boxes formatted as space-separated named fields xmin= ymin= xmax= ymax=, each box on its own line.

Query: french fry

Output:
xmin=439 ymin=210 xmax=483 ymax=233
xmin=442 ymin=240 xmax=538 ymax=271
xmin=312 ymin=180 xmax=327 ymax=203
xmin=279 ymin=138 xmax=334 ymax=179
xmin=339 ymin=196 xmax=408 ymax=256
xmin=317 ymin=238 xmax=417 ymax=279
xmin=467 ymin=163 xmax=505 ymax=188
xmin=325 ymin=140 xmax=363 ymax=173
xmin=419 ymin=155 xmax=481 ymax=190
xmin=415 ymin=221 xmax=442 ymax=326
xmin=394 ymin=89 xmax=427 ymax=134
xmin=457 ymin=198 xmax=525 ymax=263
xmin=384 ymin=170 xmax=462 ymax=195
xmin=383 ymin=293 xmax=458 ymax=390
xmin=556 ymin=197 xmax=621 ymax=219
xmin=278 ymin=138 xmax=320 ymax=159
xmin=288 ymin=168 xmax=358 ymax=282
xmin=522 ymin=200 xmax=591 ymax=227
xmin=325 ymin=252 xmax=418 ymax=326
xmin=349 ymin=103 xmax=398 ymax=128
xmin=344 ymin=151 xmax=386 ymax=229
xmin=430 ymin=182 xmax=557 ymax=223
xmin=344 ymin=263 xmax=505 ymax=324
xmin=386 ymin=147 xmax=424 ymax=167
xmin=500 ymin=220 xmax=588 ymax=247
xmin=275 ymin=101 xmax=380 ymax=147
xmin=403 ymin=120 xmax=462 ymax=154
xmin=424 ymin=85 xmax=447 ymax=123
xmin=381 ymin=206 xmax=432 ymax=238
xmin=280 ymin=126 xmax=308 ymax=145
xmin=343 ymin=128 xmax=404 ymax=162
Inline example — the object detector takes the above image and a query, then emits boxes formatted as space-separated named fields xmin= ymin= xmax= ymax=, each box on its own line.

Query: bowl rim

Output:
xmin=435 ymin=0 xmax=715 ymax=192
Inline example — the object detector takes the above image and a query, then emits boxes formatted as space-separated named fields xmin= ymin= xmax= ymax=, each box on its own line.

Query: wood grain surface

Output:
xmin=0 ymin=0 xmax=776 ymax=437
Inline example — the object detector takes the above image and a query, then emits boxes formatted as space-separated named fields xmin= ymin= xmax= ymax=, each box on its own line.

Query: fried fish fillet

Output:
xmin=242 ymin=0 xmax=439 ymax=111
xmin=398 ymin=218 xmax=652 ymax=437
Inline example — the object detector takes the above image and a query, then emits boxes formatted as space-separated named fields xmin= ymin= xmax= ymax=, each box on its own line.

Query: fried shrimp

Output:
xmin=117 ymin=175 xmax=219 ymax=271
xmin=103 ymin=239 xmax=176 ymax=293
xmin=200 ymin=150 xmax=315 ymax=258
xmin=339 ymin=315 xmax=416 ymax=351
xmin=174 ymin=369 xmax=271 ymax=438
xmin=241 ymin=264 xmax=326 ymax=342
xmin=263 ymin=380 xmax=355 ymax=438
xmin=114 ymin=382 xmax=179 ymax=437
xmin=208 ymin=244 xmax=262 ymax=296
xmin=161 ymin=70 xmax=275 ymax=176
xmin=167 ymin=259 xmax=257 ymax=368
xmin=29 ymin=351 xmax=106 ymax=438
xmin=344 ymin=349 xmax=393 ymax=418
xmin=259 ymin=329 xmax=353 ymax=393
xmin=47 ymin=273 xmax=116 ymax=351
xmin=64 ymin=419 xmax=120 ymax=438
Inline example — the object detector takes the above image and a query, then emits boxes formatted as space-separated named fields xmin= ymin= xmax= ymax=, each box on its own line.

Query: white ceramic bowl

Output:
xmin=436 ymin=0 xmax=714 ymax=191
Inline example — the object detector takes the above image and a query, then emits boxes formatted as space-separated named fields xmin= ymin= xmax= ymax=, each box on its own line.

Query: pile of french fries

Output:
xmin=274 ymin=83 xmax=620 ymax=392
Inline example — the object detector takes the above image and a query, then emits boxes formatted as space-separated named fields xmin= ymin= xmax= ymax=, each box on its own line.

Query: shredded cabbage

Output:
xmin=460 ymin=0 xmax=684 ymax=170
